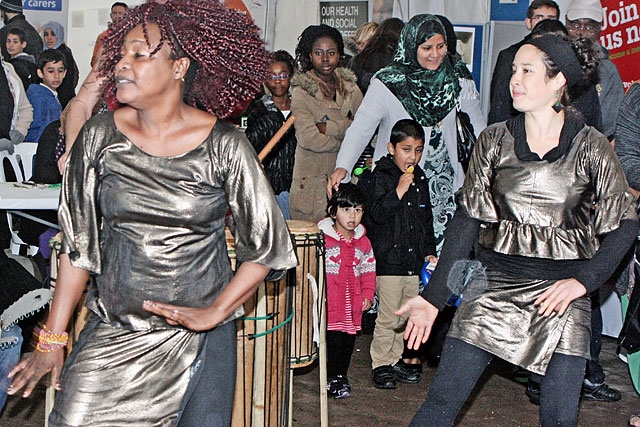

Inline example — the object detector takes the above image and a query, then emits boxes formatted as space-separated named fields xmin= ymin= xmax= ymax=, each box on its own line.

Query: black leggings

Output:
xmin=410 ymin=338 xmax=585 ymax=427
xmin=326 ymin=330 xmax=356 ymax=379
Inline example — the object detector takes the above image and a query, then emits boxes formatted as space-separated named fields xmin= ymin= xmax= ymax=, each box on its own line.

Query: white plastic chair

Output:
xmin=0 ymin=149 xmax=38 ymax=256
xmin=13 ymin=142 xmax=38 ymax=181
xmin=0 ymin=149 xmax=24 ymax=182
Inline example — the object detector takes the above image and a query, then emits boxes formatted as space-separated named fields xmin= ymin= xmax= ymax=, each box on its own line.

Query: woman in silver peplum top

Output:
xmin=398 ymin=34 xmax=638 ymax=427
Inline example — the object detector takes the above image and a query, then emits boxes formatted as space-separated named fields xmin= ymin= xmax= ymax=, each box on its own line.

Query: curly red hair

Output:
xmin=99 ymin=0 xmax=268 ymax=118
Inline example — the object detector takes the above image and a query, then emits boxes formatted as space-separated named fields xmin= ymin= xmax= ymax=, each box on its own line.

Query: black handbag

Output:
xmin=455 ymin=108 xmax=476 ymax=173
xmin=619 ymin=258 xmax=640 ymax=354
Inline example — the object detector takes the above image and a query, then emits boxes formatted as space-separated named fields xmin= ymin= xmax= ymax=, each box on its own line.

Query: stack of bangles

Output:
xmin=36 ymin=325 xmax=69 ymax=353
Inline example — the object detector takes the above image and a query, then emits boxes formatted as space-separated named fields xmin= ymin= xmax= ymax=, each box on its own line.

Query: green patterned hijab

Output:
xmin=376 ymin=14 xmax=469 ymax=128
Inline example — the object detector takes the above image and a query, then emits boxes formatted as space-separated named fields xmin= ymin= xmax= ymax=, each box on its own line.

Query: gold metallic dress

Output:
xmin=447 ymin=122 xmax=637 ymax=375
xmin=52 ymin=113 xmax=297 ymax=426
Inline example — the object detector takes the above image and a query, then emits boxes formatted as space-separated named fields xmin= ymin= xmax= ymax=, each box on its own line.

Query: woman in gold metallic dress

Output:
xmin=7 ymin=1 xmax=297 ymax=426
xmin=397 ymin=34 xmax=638 ymax=426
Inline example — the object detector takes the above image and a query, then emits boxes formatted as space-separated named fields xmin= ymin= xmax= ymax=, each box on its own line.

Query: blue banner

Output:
xmin=23 ymin=0 xmax=62 ymax=12
xmin=490 ymin=0 xmax=527 ymax=22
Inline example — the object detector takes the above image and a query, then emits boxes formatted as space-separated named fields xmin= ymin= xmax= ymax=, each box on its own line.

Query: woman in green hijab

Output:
xmin=328 ymin=14 xmax=485 ymax=252
xmin=327 ymin=14 xmax=485 ymax=388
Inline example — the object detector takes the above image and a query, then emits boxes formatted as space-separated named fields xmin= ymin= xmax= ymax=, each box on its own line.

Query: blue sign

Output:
xmin=24 ymin=0 xmax=62 ymax=12
xmin=490 ymin=0 xmax=528 ymax=21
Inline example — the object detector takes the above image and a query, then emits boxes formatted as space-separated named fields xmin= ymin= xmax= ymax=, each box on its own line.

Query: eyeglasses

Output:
xmin=566 ymin=21 xmax=600 ymax=33
xmin=531 ymin=15 xmax=557 ymax=22
xmin=267 ymin=73 xmax=290 ymax=81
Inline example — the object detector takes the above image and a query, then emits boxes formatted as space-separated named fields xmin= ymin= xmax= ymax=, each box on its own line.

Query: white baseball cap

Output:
xmin=566 ymin=0 xmax=603 ymax=23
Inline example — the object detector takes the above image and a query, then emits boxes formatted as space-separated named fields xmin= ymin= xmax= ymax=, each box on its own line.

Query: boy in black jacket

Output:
xmin=364 ymin=119 xmax=437 ymax=390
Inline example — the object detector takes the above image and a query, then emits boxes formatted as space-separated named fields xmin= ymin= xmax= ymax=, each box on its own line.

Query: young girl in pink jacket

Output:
xmin=318 ymin=183 xmax=376 ymax=398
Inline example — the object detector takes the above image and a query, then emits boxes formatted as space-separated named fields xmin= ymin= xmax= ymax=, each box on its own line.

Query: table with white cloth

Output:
xmin=0 ymin=182 xmax=60 ymax=227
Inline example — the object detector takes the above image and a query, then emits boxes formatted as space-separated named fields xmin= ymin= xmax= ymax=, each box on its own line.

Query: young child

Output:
xmin=363 ymin=118 xmax=437 ymax=390
xmin=318 ymin=183 xmax=376 ymax=398
xmin=25 ymin=49 xmax=66 ymax=142
xmin=5 ymin=28 xmax=38 ymax=90
xmin=0 ymin=57 xmax=32 ymax=157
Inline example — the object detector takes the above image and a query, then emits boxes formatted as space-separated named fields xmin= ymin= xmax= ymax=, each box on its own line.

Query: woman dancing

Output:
xmin=398 ymin=34 xmax=638 ymax=426
xmin=8 ymin=1 xmax=297 ymax=426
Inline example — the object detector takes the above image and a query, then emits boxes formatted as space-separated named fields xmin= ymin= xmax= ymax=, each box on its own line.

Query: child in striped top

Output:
xmin=318 ymin=183 xmax=376 ymax=398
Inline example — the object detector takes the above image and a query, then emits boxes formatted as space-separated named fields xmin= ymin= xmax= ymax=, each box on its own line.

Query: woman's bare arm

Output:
xmin=8 ymin=254 xmax=90 ymax=397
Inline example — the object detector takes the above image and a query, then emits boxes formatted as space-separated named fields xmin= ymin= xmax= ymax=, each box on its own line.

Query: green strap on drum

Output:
xmin=241 ymin=308 xmax=295 ymax=340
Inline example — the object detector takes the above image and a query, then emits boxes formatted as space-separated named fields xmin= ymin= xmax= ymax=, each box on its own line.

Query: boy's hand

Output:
xmin=425 ymin=255 xmax=438 ymax=264
xmin=396 ymin=172 xmax=414 ymax=199
xmin=9 ymin=130 xmax=24 ymax=143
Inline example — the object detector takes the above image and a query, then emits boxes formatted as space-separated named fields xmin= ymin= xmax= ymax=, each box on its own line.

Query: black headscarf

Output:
xmin=525 ymin=34 xmax=582 ymax=88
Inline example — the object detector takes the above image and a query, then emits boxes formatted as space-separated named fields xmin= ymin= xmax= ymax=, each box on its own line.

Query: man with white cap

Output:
xmin=566 ymin=0 xmax=624 ymax=141
xmin=565 ymin=0 xmax=625 ymax=403
xmin=0 ymin=0 xmax=42 ymax=61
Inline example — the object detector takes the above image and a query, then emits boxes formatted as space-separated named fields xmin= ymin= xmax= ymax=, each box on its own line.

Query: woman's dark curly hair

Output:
xmin=295 ymin=24 xmax=344 ymax=72
xmin=99 ymin=0 xmax=269 ymax=118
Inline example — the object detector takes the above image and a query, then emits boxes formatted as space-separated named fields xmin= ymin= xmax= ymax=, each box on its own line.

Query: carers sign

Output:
xmin=23 ymin=0 xmax=62 ymax=11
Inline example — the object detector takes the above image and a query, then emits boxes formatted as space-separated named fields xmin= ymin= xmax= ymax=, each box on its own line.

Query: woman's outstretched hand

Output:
xmin=534 ymin=278 xmax=587 ymax=317
xmin=8 ymin=349 xmax=65 ymax=397
xmin=395 ymin=296 xmax=439 ymax=350
xmin=142 ymin=300 xmax=224 ymax=332
xmin=327 ymin=168 xmax=348 ymax=197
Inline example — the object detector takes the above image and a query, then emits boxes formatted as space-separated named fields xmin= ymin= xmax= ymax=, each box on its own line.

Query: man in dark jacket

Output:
xmin=488 ymin=0 xmax=559 ymax=124
xmin=0 ymin=0 xmax=43 ymax=61
xmin=565 ymin=0 xmax=625 ymax=403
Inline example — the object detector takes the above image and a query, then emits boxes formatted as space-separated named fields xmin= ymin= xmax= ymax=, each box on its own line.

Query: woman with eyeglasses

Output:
xmin=288 ymin=24 xmax=363 ymax=222
xmin=244 ymin=50 xmax=297 ymax=219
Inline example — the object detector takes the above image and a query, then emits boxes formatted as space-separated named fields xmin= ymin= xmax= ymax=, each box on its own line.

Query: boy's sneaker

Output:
xmin=581 ymin=381 xmax=621 ymax=402
xmin=393 ymin=359 xmax=422 ymax=384
xmin=327 ymin=375 xmax=351 ymax=399
xmin=372 ymin=365 xmax=397 ymax=389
